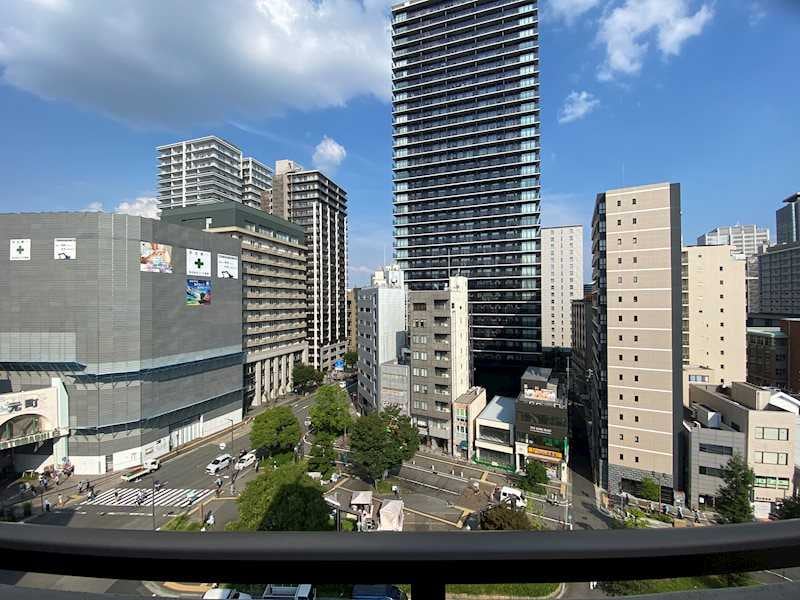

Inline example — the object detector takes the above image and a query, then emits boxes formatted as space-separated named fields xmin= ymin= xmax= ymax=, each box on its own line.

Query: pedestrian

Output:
xmin=230 ymin=483 xmax=236 ymax=495
xmin=57 ymin=494 xmax=64 ymax=508
xmin=114 ymin=489 xmax=119 ymax=502
xmin=206 ymin=513 xmax=215 ymax=529
xmin=44 ymin=499 xmax=51 ymax=512
xmin=215 ymin=487 xmax=221 ymax=498
xmin=255 ymin=460 xmax=260 ymax=473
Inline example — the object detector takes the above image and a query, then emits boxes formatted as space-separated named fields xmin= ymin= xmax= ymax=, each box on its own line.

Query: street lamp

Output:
xmin=226 ymin=418 xmax=235 ymax=453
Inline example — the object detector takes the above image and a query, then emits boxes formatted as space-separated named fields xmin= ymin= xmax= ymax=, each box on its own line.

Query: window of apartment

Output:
xmin=634 ymin=395 xmax=639 ymax=402
xmin=412 ymin=367 xmax=428 ymax=377
xmin=633 ymin=296 xmax=638 ymax=303
xmin=719 ymin=266 xmax=724 ymax=272
xmin=412 ymin=335 xmax=427 ymax=344
xmin=617 ymin=238 xmax=622 ymax=245
xmin=617 ymin=276 xmax=623 ymax=284
xmin=633 ymin=276 xmax=638 ymax=283
xmin=634 ymin=355 xmax=639 ymax=362
xmin=634 ymin=335 xmax=639 ymax=342
xmin=635 ymin=457 xmax=639 ymax=463
xmin=754 ymin=476 xmax=790 ymax=490
xmin=699 ymin=466 xmax=725 ymax=478
xmin=755 ymin=427 xmax=789 ymax=441
xmin=412 ymin=351 xmax=427 ymax=360
xmin=619 ymin=394 xmax=624 ymax=400
xmin=632 ymin=256 xmax=638 ymax=264
xmin=617 ymin=257 xmax=623 ymax=264
xmin=412 ymin=303 xmax=427 ymax=311
xmin=619 ymin=453 xmax=624 ymax=460
xmin=754 ymin=452 xmax=789 ymax=465
xmin=618 ymin=335 xmax=624 ymax=341
xmin=617 ymin=200 xmax=621 ymax=207
xmin=633 ymin=315 xmax=639 ymax=322
xmin=617 ymin=219 xmax=622 ymax=226
xmin=632 ymin=217 xmax=638 ymax=224
xmin=635 ymin=435 xmax=640 ymax=443
xmin=720 ymin=308 xmax=724 ymax=313
xmin=619 ymin=374 xmax=624 ymax=381
xmin=619 ymin=434 xmax=624 ymax=441
xmin=634 ymin=415 xmax=639 ymax=422
xmin=618 ymin=296 xmax=623 ymax=303
xmin=618 ymin=354 xmax=623 ymax=361
xmin=618 ymin=315 xmax=623 ymax=322
xmin=632 ymin=198 xmax=637 ymax=205
xmin=699 ymin=443 xmax=733 ymax=455
xmin=632 ymin=237 xmax=638 ymax=245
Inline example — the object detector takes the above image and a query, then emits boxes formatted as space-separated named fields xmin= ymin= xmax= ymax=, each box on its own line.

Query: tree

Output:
xmin=639 ymin=477 xmax=661 ymax=503
xmin=343 ymin=351 xmax=358 ymax=370
xmin=250 ymin=406 xmax=300 ymax=458
xmin=235 ymin=462 xmax=330 ymax=531
xmin=350 ymin=407 xmax=419 ymax=482
xmin=518 ymin=460 xmax=548 ymax=494
xmin=308 ymin=432 xmax=337 ymax=479
xmin=293 ymin=363 xmax=323 ymax=390
xmin=775 ymin=495 xmax=800 ymax=520
xmin=310 ymin=385 xmax=353 ymax=436
xmin=479 ymin=505 xmax=537 ymax=530
xmin=717 ymin=454 xmax=755 ymax=524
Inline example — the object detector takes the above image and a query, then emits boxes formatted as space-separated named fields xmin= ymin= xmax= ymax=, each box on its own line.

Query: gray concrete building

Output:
xmin=356 ymin=269 xmax=407 ymax=413
xmin=589 ymin=183 xmax=683 ymax=501
xmin=408 ymin=276 xmax=470 ymax=453
xmin=392 ymin=0 xmax=542 ymax=385
xmin=570 ymin=292 xmax=592 ymax=401
xmin=747 ymin=327 xmax=788 ymax=390
xmin=776 ymin=192 xmax=800 ymax=245
xmin=157 ymin=136 xmax=272 ymax=211
xmin=273 ymin=160 xmax=348 ymax=371
xmin=758 ymin=241 xmax=800 ymax=318
xmin=379 ymin=360 xmax=411 ymax=415
xmin=161 ymin=201 xmax=308 ymax=406
xmin=0 ymin=212 xmax=243 ymax=475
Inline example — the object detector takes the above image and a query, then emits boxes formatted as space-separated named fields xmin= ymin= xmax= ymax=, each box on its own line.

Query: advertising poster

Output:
xmin=187 ymin=248 xmax=211 ymax=277
xmin=54 ymin=238 xmax=77 ymax=260
xmin=217 ymin=253 xmax=239 ymax=279
xmin=186 ymin=279 xmax=212 ymax=306
xmin=9 ymin=239 xmax=31 ymax=261
xmin=140 ymin=241 xmax=173 ymax=273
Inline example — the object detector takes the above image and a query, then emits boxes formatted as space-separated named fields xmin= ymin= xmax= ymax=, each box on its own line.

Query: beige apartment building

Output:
xmin=687 ymin=382 xmax=797 ymax=513
xmin=542 ymin=226 xmax=584 ymax=349
xmin=408 ymin=276 xmax=470 ymax=454
xmin=591 ymin=182 xmax=683 ymax=499
xmin=682 ymin=245 xmax=747 ymax=399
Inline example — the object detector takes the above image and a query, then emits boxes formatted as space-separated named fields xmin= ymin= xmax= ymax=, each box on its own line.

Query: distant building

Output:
xmin=157 ymin=136 xmax=271 ymax=211
xmin=747 ymin=327 xmax=788 ymax=390
xmin=697 ymin=225 xmax=770 ymax=257
xmin=347 ymin=289 xmax=359 ymax=355
xmin=776 ymin=193 xmax=800 ymax=244
xmin=272 ymin=159 xmax=348 ymax=370
xmin=780 ymin=318 xmax=800 ymax=394
xmin=758 ymin=241 xmax=800 ymax=318
xmin=570 ymin=293 xmax=593 ymax=400
xmin=541 ymin=226 xmax=584 ymax=349
xmin=379 ymin=360 xmax=410 ymax=415
xmin=0 ymin=212 xmax=243 ymax=474
xmin=162 ymin=201 xmax=308 ymax=406
xmin=681 ymin=245 xmax=747 ymax=394
xmin=408 ymin=276 xmax=471 ymax=454
xmin=356 ymin=274 xmax=406 ymax=413
xmin=685 ymin=382 xmax=799 ymax=515
xmin=589 ymin=183 xmax=683 ymax=499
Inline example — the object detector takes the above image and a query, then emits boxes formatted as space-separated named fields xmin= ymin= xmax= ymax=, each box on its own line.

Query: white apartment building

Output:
xmin=541 ymin=226 xmax=583 ymax=349
xmin=356 ymin=267 xmax=407 ymax=413
xmin=682 ymin=245 xmax=747 ymax=397
xmin=157 ymin=136 xmax=272 ymax=211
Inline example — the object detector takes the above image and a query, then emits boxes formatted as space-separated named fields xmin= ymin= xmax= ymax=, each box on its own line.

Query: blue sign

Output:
xmin=334 ymin=359 xmax=345 ymax=371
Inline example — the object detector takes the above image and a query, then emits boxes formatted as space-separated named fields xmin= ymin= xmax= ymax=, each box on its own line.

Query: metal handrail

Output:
xmin=2 ymin=521 xmax=800 ymax=589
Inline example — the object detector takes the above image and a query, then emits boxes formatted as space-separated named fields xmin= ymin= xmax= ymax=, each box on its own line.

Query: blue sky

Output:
xmin=0 ymin=0 xmax=797 ymax=286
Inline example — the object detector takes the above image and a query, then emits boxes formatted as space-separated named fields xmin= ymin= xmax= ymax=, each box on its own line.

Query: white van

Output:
xmin=499 ymin=486 xmax=528 ymax=509
xmin=206 ymin=453 xmax=232 ymax=475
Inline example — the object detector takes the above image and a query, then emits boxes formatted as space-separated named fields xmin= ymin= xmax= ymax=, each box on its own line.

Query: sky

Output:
xmin=0 ymin=0 xmax=797 ymax=286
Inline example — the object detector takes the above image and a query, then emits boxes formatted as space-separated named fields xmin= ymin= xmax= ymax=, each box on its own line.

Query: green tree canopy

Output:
xmin=293 ymin=363 xmax=324 ymax=390
xmin=775 ymin=496 xmax=800 ymax=520
xmin=479 ymin=505 xmax=537 ymax=530
xmin=343 ymin=351 xmax=358 ymax=369
xmin=308 ymin=432 xmax=337 ymax=479
xmin=250 ymin=406 xmax=301 ymax=458
xmin=717 ymin=454 xmax=755 ymax=524
xmin=518 ymin=460 xmax=548 ymax=494
xmin=350 ymin=407 xmax=419 ymax=482
xmin=235 ymin=462 xmax=330 ymax=531
xmin=310 ymin=385 xmax=353 ymax=436
xmin=639 ymin=477 xmax=661 ymax=502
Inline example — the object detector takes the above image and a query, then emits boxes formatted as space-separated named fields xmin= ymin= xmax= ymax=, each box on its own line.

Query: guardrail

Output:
xmin=2 ymin=520 xmax=800 ymax=599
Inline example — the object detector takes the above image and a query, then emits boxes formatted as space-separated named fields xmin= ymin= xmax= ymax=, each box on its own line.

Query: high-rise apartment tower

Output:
xmin=391 ymin=0 xmax=541 ymax=387
xmin=272 ymin=160 xmax=348 ymax=370
xmin=541 ymin=225 xmax=583 ymax=349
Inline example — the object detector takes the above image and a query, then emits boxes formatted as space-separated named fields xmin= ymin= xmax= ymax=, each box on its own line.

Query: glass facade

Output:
xmin=392 ymin=0 xmax=541 ymax=369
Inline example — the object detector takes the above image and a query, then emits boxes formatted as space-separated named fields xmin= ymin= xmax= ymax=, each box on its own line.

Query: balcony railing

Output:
xmin=2 ymin=522 xmax=800 ymax=599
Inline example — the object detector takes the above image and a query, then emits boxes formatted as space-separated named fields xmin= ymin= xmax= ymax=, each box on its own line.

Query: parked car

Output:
xmin=206 ymin=453 xmax=232 ymax=475
xmin=499 ymin=486 xmax=528 ymax=509
xmin=203 ymin=588 xmax=252 ymax=600
xmin=234 ymin=451 xmax=257 ymax=471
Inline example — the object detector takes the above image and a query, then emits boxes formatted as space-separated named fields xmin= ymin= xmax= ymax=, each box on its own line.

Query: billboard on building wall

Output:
xmin=524 ymin=387 xmax=556 ymax=402
xmin=9 ymin=239 xmax=31 ymax=261
xmin=186 ymin=248 xmax=211 ymax=277
xmin=186 ymin=279 xmax=212 ymax=306
xmin=140 ymin=241 xmax=173 ymax=273
xmin=54 ymin=238 xmax=77 ymax=260
xmin=217 ymin=253 xmax=239 ymax=279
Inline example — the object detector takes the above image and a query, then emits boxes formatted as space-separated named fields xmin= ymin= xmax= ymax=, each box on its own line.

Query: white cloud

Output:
xmin=748 ymin=2 xmax=766 ymax=27
xmin=115 ymin=196 xmax=160 ymax=220
xmin=597 ymin=0 xmax=714 ymax=80
xmin=81 ymin=201 xmax=104 ymax=212
xmin=548 ymin=0 xmax=602 ymax=24
xmin=0 ymin=0 xmax=392 ymax=127
xmin=312 ymin=136 xmax=347 ymax=173
xmin=558 ymin=90 xmax=600 ymax=124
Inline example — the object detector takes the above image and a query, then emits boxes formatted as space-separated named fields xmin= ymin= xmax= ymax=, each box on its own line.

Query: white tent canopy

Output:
xmin=377 ymin=500 xmax=404 ymax=532
xmin=351 ymin=491 xmax=373 ymax=506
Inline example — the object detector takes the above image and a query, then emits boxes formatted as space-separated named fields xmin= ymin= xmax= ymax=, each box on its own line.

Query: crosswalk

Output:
xmin=81 ymin=487 xmax=213 ymax=508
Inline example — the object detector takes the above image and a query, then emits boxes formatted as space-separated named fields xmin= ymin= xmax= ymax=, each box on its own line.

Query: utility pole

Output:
xmin=226 ymin=418 xmax=235 ymax=452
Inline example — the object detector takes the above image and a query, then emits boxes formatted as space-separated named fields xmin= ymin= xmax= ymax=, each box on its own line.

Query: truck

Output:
xmin=120 ymin=459 xmax=160 ymax=482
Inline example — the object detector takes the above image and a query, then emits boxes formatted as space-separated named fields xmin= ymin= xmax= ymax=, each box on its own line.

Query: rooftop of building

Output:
xmin=541 ymin=225 xmax=583 ymax=231
xmin=477 ymin=395 xmax=516 ymax=425
xmin=690 ymin=381 xmax=800 ymax=416
xmin=455 ymin=386 xmax=485 ymax=407
xmin=521 ymin=366 xmax=553 ymax=382
xmin=783 ymin=192 xmax=800 ymax=204
xmin=157 ymin=135 xmax=241 ymax=152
